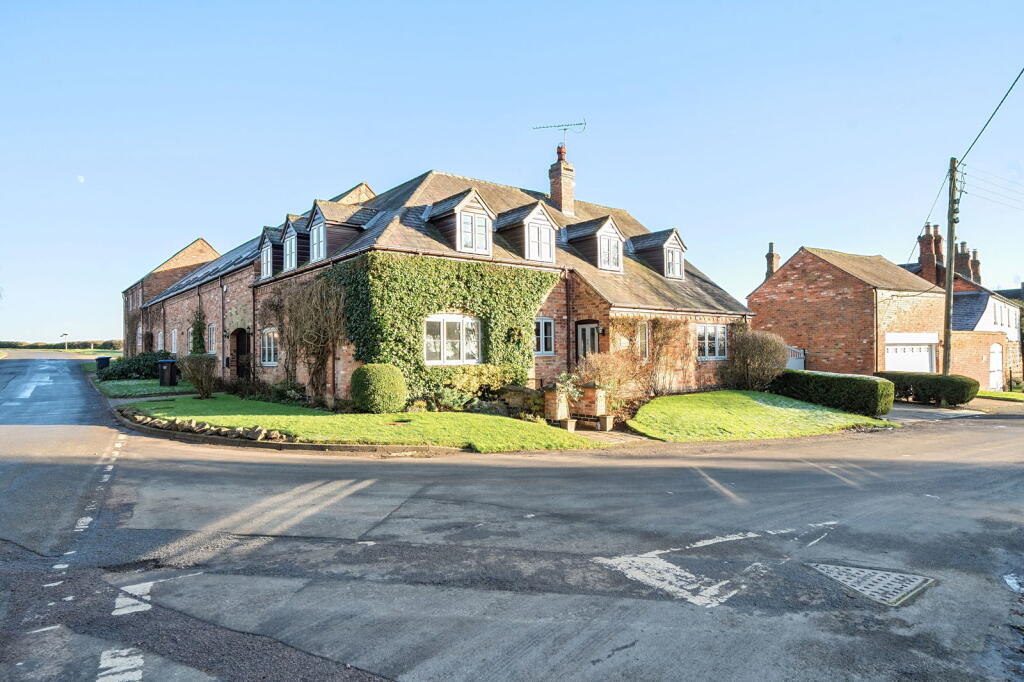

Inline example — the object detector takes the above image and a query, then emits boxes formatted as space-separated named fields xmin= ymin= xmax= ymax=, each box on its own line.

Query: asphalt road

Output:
xmin=1 ymin=349 xmax=1023 ymax=680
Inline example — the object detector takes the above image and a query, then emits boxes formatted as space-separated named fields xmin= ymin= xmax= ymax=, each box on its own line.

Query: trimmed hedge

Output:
xmin=874 ymin=372 xmax=979 ymax=407
xmin=770 ymin=369 xmax=894 ymax=417
xmin=351 ymin=363 xmax=409 ymax=413
xmin=97 ymin=351 xmax=171 ymax=381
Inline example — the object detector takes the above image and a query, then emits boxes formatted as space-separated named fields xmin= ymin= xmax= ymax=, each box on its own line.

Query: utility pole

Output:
xmin=941 ymin=157 xmax=959 ymax=375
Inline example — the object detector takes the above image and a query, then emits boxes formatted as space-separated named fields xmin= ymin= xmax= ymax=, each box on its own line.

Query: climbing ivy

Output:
xmin=325 ymin=252 xmax=559 ymax=397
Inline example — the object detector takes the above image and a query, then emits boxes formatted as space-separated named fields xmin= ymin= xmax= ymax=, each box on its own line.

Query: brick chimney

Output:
xmin=765 ymin=242 xmax=781 ymax=280
xmin=548 ymin=144 xmax=575 ymax=217
xmin=954 ymin=241 xmax=974 ymax=280
xmin=917 ymin=223 xmax=943 ymax=285
xmin=970 ymin=249 xmax=981 ymax=284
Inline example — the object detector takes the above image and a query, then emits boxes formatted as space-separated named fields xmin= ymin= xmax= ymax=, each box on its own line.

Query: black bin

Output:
xmin=96 ymin=356 xmax=111 ymax=371
xmin=158 ymin=359 xmax=178 ymax=386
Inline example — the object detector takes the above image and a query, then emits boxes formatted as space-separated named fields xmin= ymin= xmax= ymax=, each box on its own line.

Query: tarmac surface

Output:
xmin=1 ymin=349 xmax=1023 ymax=680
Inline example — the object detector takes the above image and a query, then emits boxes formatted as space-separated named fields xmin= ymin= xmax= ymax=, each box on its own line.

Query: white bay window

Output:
xmin=424 ymin=314 xmax=482 ymax=365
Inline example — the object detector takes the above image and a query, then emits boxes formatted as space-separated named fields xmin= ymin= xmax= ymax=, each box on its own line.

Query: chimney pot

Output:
xmin=548 ymin=144 xmax=575 ymax=217
xmin=765 ymin=242 xmax=781 ymax=280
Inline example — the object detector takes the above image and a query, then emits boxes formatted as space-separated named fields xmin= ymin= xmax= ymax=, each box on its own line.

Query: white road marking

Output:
xmin=100 ymin=475 xmax=111 ymax=482
xmin=808 ymin=521 xmax=839 ymax=527
xmin=685 ymin=532 xmax=760 ymax=549
xmin=806 ymin=532 xmax=828 ymax=547
xmin=63 ymin=551 xmax=76 ymax=555
xmin=104 ymin=465 xmax=113 ymax=471
xmin=114 ymin=442 xmax=123 ymax=448
xmin=52 ymin=563 xmax=69 ymax=570
xmin=764 ymin=528 xmax=796 ymax=535
xmin=356 ymin=541 xmax=376 ymax=546
xmin=524 ymin=514 xmax=536 ymax=518
xmin=97 ymin=647 xmax=144 ymax=681
xmin=117 ymin=434 xmax=126 ymax=440
xmin=74 ymin=516 xmax=93 ymax=532
xmin=62 ymin=596 xmax=75 ymax=601
xmin=923 ymin=494 xmax=940 ymax=499
xmin=111 ymin=583 xmax=153 ymax=615
xmin=43 ymin=581 xmax=63 ymax=587
xmin=1004 ymin=574 xmax=1023 ymax=593
xmin=28 ymin=625 xmax=60 ymax=634
xmin=593 ymin=554 xmax=738 ymax=607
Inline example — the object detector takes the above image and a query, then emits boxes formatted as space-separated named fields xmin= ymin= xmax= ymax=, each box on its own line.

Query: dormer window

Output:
xmin=260 ymin=244 xmax=273 ymax=278
xmin=283 ymin=234 xmax=297 ymax=271
xmin=665 ymin=247 xmax=684 ymax=278
xmin=599 ymin=234 xmax=622 ymax=270
xmin=459 ymin=213 xmax=490 ymax=254
xmin=309 ymin=222 xmax=325 ymax=262
xmin=527 ymin=221 xmax=554 ymax=262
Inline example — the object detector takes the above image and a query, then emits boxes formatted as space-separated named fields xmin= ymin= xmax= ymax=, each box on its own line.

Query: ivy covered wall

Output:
xmin=326 ymin=252 xmax=560 ymax=396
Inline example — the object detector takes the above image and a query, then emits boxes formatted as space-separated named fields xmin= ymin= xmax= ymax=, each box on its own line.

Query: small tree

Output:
xmin=189 ymin=308 xmax=207 ymax=355
xmin=178 ymin=354 xmax=218 ymax=399
xmin=285 ymin=277 xmax=345 ymax=403
xmin=716 ymin=325 xmax=788 ymax=391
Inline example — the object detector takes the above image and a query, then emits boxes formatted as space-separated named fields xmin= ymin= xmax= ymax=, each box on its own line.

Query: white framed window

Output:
xmin=637 ymin=321 xmax=650 ymax=360
xmin=534 ymin=317 xmax=555 ymax=356
xmin=459 ymin=212 xmax=489 ymax=254
xmin=186 ymin=328 xmax=193 ymax=354
xmin=309 ymin=223 xmax=325 ymax=262
xmin=527 ymin=221 xmax=554 ymax=262
xmin=599 ymin=234 xmax=622 ymax=270
xmin=136 ymin=326 xmax=142 ymax=352
xmin=170 ymin=329 xmax=178 ymax=355
xmin=260 ymin=244 xmax=273 ymax=278
xmin=156 ymin=331 xmax=164 ymax=351
xmin=260 ymin=328 xmax=279 ymax=366
xmin=283 ymin=234 xmax=297 ymax=270
xmin=697 ymin=323 xmax=728 ymax=360
xmin=424 ymin=314 xmax=482 ymax=365
xmin=206 ymin=323 xmax=217 ymax=355
xmin=665 ymin=248 xmax=684 ymax=279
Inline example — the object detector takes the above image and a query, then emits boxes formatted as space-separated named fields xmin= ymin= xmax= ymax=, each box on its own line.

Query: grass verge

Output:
xmin=58 ymin=349 xmax=123 ymax=356
xmin=126 ymin=394 xmax=597 ymax=453
xmin=627 ymin=390 xmax=894 ymax=442
xmin=96 ymin=379 xmax=197 ymax=398
xmin=976 ymin=390 xmax=1024 ymax=403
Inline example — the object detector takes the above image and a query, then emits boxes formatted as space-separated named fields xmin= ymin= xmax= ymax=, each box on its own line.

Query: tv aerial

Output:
xmin=532 ymin=118 xmax=586 ymax=147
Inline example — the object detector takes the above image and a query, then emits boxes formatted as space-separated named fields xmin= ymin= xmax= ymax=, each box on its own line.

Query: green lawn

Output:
xmin=976 ymin=390 xmax=1024 ymax=403
xmin=126 ymin=394 xmax=597 ymax=453
xmin=627 ymin=390 xmax=893 ymax=442
xmin=59 ymin=348 xmax=123 ymax=356
xmin=96 ymin=379 xmax=197 ymax=397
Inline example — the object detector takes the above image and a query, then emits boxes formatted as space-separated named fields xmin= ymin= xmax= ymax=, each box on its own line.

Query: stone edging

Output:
xmin=109 ymin=407 xmax=467 ymax=455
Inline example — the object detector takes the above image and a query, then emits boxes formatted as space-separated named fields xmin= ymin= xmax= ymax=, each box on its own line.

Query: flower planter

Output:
xmin=597 ymin=414 xmax=615 ymax=432
xmin=560 ymin=418 xmax=577 ymax=433
xmin=543 ymin=387 xmax=571 ymax=421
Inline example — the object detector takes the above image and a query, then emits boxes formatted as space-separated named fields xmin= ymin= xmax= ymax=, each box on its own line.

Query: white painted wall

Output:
xmin=973 ymin=296 xmax=1020 ymax=342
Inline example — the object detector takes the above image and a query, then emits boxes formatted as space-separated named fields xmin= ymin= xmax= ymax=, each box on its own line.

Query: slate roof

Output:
xmin=804 ymin=248 xmax=937 ymax=293
xmin=285 ymin=214 xmax=309 ymax=235
xmin=142 ymin=168 xmax=749 ymax=315
xmin=897 ymin=262 xmax=923 ymax=275
xmin=261 ymin=226 xmax=283 ymax=246
xmin=564 ymin=216 xmax=614 ymax=242
xmin=629 ymin=228 xmax=685 ymax=252
xmin=494 ymin=201 xmax=544 ymax=231
xmin=995 ymin=287 xmax=1024 ymax=303
xmin=952 ymin=291 xmax=990 ymax=331
xmin=145 ymin=237 xmax=261 ymax=306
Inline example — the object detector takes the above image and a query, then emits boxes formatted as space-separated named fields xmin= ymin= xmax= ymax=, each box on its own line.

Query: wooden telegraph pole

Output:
xmin=941 ymin=157 xmax=958 ymax=375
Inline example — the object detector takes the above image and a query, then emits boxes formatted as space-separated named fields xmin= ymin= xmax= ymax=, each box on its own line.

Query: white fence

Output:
xmin=786 ymin=346 xmax=805 ymax=370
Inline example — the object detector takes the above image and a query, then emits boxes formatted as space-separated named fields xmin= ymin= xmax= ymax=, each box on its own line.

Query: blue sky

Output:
xmin=1 ymin=1 xmax=1022 ymax=341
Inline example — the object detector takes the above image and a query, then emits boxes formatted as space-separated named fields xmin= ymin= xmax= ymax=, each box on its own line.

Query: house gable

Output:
xmin=494 ymin=202 xmax=558 ymax=263
xmin=426 ymin=188 xmax=497 ymax=256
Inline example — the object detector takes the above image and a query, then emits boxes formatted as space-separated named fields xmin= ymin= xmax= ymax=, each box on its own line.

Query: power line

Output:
xmin=963 ymin=174 xmax=1024 ymax=198
xmin=960 ymin=64 xmax=1024 ymax=162
xmin=960 ymin=165 xmax=1024 ymax=192
xmin=962 ymin=182 xmax=1024 ymax=207
xmin=962 ymin=190 xmax=1024 ymax=213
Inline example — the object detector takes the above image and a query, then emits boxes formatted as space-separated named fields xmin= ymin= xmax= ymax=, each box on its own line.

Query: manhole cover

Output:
xmin=808 ymin=563 xmax=934 ymax=606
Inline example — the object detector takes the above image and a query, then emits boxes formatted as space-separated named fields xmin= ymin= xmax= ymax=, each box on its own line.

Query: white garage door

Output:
xmin=884 ymin=344 xmax=935 ymax=372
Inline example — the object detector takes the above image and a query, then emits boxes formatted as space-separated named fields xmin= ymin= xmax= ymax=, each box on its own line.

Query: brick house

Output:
xmin=123 ymin=147 xmax=749 ymax=399
xmin=748 ymin=227 xmax=1022 ymax=389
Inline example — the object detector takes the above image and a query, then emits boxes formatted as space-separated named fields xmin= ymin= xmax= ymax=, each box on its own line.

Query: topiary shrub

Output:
xmin=97 ymin=351 xmax=171 ymax=381
xmin=770 ymin=369 xmax=894 ymax=417
xmin=177 ymin=355 xmax=218 ymax=399
xmin=351 ymin=363 xmax=408 ymax=413
xmin=874 ymin=372 xmax=979 ymax=406
xmin=716 ymin=326 xmax=788 ymax=391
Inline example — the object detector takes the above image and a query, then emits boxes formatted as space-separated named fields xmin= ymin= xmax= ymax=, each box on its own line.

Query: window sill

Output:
xmin=697 ymin=356 xmax=727 ymax=362
xmin=424 ymin=360 xmax=483 ymax=366
xmin=534 ymin=352 xmax=555 ymax=358
xmin=261 ymin=362 xmax=279 ymax=367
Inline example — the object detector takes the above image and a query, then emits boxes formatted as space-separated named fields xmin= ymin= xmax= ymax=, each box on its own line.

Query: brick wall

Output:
xmin=748 ymin=249 xmax=878 ymax=374
xmin=874 ymin=289 xmax=945 ymax=371
xmin=951 ymin=332 xmax=1023 ymax=390
xmin=530 ymin=274 xmax=570 ymax=387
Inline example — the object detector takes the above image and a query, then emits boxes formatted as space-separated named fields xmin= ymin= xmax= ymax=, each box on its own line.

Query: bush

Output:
xmin=225 ymin=378 xmax=270 ymax=401
xmin=270 ymin=380 xmax=307 ymax=404
xmin=575 ymin=350 xmax=651 ymax=406
xmin=874 ymin=372 xmax=979 ymax=406
xmin=97 ymin=351 xmax=171 ymax=381
xmin=716 ymin=327 xmax=788 ymax=391
xmin=770 ymin=369 xmax=894 ymax=417
xmin=351 ymin=363 xmax=409 ymax=413
xmin=426 ymin=387 xmax=473 ymax=411
xmin=177 ymin=354 xmax=218 ymax=399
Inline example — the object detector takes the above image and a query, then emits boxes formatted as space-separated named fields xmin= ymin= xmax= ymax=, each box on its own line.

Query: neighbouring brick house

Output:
xmin=123 ymin=147 xmax=750 ymax=400
xmin=748 ymin=227 xmax=1022 ymax=390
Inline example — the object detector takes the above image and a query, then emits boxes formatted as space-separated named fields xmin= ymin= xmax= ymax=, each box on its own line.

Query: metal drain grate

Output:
xmin=808 ymin=563 xmax=934 ymax=606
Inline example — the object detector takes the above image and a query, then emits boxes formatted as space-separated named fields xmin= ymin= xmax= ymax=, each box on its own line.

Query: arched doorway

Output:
xmin=229 ymin=328 xmax=251 ymax=381
xmin=989 ymin=343 xmax=1003 ymax=390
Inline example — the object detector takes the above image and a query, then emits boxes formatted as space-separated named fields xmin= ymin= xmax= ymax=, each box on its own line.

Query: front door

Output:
xmin=232 ymin=329 xmax=251 ymax=381
xmin=989 ymin=343 xmax=1003 ymax=390
xmin=577 ymin=323 xmax=600 ymax=361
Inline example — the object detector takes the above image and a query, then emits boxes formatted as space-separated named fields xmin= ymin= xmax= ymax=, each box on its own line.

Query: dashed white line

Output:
xmin=63 ymin=551 xmax=76 ymax=556
xmin=28 ymin=625 xmax=60 ymax=634
xmin=97 ymin=647 xmax=144 ymax=681
xmin=100 ymin=475 xmax=111 ymax=482
xmin=52 ymin=564 xmax=69 ymax=570
xmin=806 ymin=532 xmax=828 ymax=547
xmin=808 ymin=521 xmax=839 ymax=528
xmin=74 ymin=516 xmax=93 ymax=532
xmin=42 ymin=581 xmax=63 ymax=587
xmin=104 ymin=465 xmax=113 ymax=472
xmin=62 ymin=596 xmax=75 ymax=601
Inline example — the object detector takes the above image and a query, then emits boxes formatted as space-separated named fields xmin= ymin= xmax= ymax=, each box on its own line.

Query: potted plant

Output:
xmin=550 ymin=372 xmax=581 ymax=431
